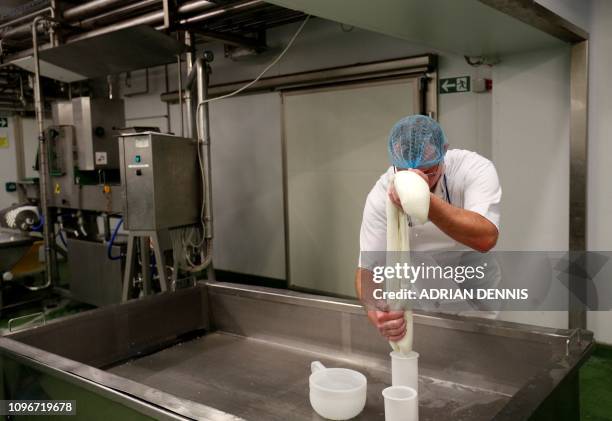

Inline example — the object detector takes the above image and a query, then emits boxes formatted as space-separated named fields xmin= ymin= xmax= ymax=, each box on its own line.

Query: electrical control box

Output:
xmin=118 ymin=132 xmax=201 ymax=230
xmin=73 ymin=97 xmax=125 ymax=170
xmin=52 ymin=97 xmax=125 ymax=170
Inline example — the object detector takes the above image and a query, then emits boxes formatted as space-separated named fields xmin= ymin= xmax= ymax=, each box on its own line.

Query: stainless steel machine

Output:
xmin=118 ymin=132 xmax=201 ymax=299
xmin=47 ymin=97 xmax=125 ymax=213
xmin=59 ymin=97 xmax=126 ymax=171
xmin=45 ymin=98 xmax=126 ymax=306
xmin=12 ymin=96 xmax=208 ymax=307
xmin=119 ymin=132 xmax=200 ymax=230
xmin=0 ymin=282 xmax=594 ymax=420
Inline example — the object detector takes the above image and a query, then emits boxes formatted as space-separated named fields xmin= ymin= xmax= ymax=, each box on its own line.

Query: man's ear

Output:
xmin=444 ymin=143 xmax=449 ymax=152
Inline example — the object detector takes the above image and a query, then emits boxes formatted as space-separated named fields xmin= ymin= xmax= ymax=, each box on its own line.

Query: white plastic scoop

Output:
xmin=309 ymin=361 xmax=367 ymax=420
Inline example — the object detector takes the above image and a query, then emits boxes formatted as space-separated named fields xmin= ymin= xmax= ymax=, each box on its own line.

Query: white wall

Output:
xmin=492 ymin=46 xmax=570 ymax=251
xmin=491 ymin=46 xmax=570 ymax=329
xmin=209 ymin=92 xmax=286 ymax=280
xmin=586 ymin=0 xmax=612 ymax=345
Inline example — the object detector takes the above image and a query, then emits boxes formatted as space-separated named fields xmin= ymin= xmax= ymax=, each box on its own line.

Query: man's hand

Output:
xmin=387 ymin=169 xmax=429 ymax=209
xmin=355 ymin=268 xmax=407 ymax=342
xmin=367 ymin=310 xmax=406 ymax=341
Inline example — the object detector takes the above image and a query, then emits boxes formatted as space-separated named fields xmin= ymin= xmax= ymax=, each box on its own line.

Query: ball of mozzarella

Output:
xmin=393 ymin=171 xmax=430 ymax=225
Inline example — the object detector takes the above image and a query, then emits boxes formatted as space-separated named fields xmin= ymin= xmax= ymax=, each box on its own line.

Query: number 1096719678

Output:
xmin=1 ymin=400 xmax=76 ymax=415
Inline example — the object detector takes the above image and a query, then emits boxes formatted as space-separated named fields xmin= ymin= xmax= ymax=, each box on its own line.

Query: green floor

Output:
xmin=1 ymin=301 xmax=611 ymax=420
xmin=0 ymin=298 xmax=93 ymax=333
xmin=581 ymin=345 xmax=612 ymax=421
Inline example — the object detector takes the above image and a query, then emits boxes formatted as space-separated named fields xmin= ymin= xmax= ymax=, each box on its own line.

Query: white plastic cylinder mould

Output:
xmin=383 ymin=385 xmax=418 ymax=421
xmin=390 ymin=350 xmax=419 ymax=393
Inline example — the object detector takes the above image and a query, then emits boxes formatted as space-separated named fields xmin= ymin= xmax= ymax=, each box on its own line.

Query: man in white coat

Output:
xmin=355 ymin=115 xmax=502 ymax=341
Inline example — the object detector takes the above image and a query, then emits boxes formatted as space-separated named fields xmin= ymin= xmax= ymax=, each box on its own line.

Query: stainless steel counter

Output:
xmin=108 ymin=332 xmax=508 ymax=420
xmin=0 ymin=281 xmax=593 ymax=420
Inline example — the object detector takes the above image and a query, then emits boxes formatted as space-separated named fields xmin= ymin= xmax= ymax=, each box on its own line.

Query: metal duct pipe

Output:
xmin=75 ymin=0 xmax=161 ymax=29
xmin=31 ymin=16 xmax=56 ymax=290
xmin=78 ymin=0 xmax=214 ymax=28
xmin=177 ymin=53 xmax=184 ymax=137
xmin=0 ymin=7 xmax=53 ymax=30
xmin=177 ymin=0 xmax=263 ymax=26
xmin=1 ymin=0 xmax=230 ymax=60
xmin=177 ymin=0 xmax=217 ymax=15
xmin=184 ymin=31 xmax=195 ymax=139
xmin=196 ymin=56 xmax=213 ymax=241
xmin=63 ymin=0 xmax=141 ymax=21
xmin=1 ymin=16 xmax=49 ymax=39
xmin=177 ymin=0 xmax=215 ymax=15
xmin=67 ymin=9 xmax=164 ymax=41
xmin=66 ymin=0 xmax=215 ymax=42
xmin=185 ymin=56 xmax=214 ymax=232
xmin=1 ymin=0 xmax=213 ymax=42
xmin=183 ymin=55 xmax=214 ymax=276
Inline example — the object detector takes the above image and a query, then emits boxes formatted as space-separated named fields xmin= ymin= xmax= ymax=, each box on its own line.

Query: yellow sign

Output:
xmin=54 ymin=183 xmax=61 ymax=194
xmin=0 ymin=136 xmax=8 ymax=149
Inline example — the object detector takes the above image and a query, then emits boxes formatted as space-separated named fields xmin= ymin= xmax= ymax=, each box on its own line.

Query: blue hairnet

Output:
xmin=387 ymin=115 xmax=447 ymax=169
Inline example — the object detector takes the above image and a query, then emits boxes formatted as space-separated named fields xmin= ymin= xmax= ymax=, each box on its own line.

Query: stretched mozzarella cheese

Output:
xmin=387 ymin=171 xmax=430 ymax=355
xmin=394 ymin=171 xmax=430 ymax=225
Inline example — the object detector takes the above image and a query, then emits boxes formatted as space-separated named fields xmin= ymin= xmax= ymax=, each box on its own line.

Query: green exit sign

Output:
xmin=5 ymin=182 xmax=17 ymax=192
xmin=439 ymin=76 xmax=471 ymax=94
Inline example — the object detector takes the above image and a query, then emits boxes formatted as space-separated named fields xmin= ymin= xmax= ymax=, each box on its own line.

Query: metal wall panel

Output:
xmin=283 ymin=79 xmax=416 ymax=297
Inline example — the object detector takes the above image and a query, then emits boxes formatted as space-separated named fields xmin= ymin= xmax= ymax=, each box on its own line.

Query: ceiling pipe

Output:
xmin=67 ymin=9 xmax=164 ymax=41
xmin=66 ymin=0 xmax=217 ymax=42
xmin=0 ymin=7 xmax=53 ymax=30
xmin=177 ymin=0 xmax=263 ymax=26
xmin=0 ymin=0 xmax=214 ymax=41
xmin=75 ymin=0 xmax=162 ymax=29
xmin=63 ymin=0 xmax=143 ymax=21
xmin=1 ymin=0 xmax=259 ymax=60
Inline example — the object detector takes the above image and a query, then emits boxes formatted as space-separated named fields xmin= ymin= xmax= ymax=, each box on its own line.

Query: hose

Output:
xmin=58 ymin=229 xmax=67 ymax=248
xmin=31 ymin=214 xmax=44 ymax=231
xmin=108 ymin=218 xmax=124 ymax=260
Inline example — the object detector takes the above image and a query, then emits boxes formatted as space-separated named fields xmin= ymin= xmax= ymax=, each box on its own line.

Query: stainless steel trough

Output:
xmin=0 ymin=281 xmax=593 ymax=420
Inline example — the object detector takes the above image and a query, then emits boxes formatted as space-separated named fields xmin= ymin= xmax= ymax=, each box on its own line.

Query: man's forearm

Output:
xmin=428 ymin=194 xmax=498 ymax=252
xmin=355 ymin=267 xmax=373 ymax=301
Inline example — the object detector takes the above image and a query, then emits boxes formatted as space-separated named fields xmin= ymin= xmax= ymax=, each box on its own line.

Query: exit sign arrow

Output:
xmin=441 ymin=79 xmax=455 ymax=92
xmin=439 ymin=76 xmax=471 ymax=94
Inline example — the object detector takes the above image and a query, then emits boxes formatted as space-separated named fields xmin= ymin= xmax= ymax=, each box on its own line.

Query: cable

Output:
xmin=196 ymin=15 xmax=310 ymax=110
xmin=58 ymin=229 xmax=67 ymax=248
xmin=107 ymin=218 xmax=123 ymax=260
xmin=187 ymin=15 xmax=311 ymax=266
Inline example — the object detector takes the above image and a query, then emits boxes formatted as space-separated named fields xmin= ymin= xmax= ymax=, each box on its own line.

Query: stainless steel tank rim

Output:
xmin=205 ymin=281 xmax=590 ymax=349
xmin=0 ymin=337 xmax=243 ymax=420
